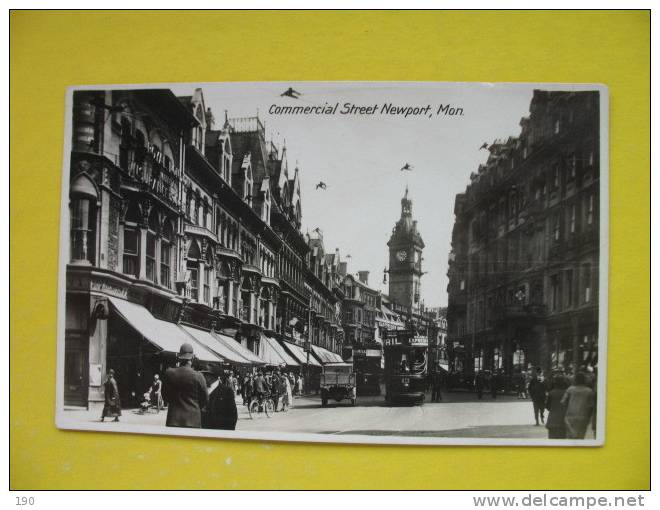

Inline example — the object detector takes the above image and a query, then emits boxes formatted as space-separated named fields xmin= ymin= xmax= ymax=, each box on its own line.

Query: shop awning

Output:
xmin=108 ymin=297 xmax=223 ymax=363
xmin=180 ymin=325 xmax=253 ymax=366
xmin=209 ymin=331 xmax=267 ymax=366
xmin=260 ymin=335 xmax=299 ymax=367
xmin=281 ymin=340 xmax=321 ymax=367
xmin=311 ymin=344 xmax=344 ymax=364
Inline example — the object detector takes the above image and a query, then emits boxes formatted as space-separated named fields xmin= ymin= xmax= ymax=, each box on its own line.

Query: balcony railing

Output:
xmin=124 ymin=156 xmax=179 ymax=208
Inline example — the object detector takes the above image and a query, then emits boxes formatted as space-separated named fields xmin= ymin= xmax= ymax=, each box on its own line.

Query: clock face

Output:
xmin=396 ymin=250 xmax=408 ymax=262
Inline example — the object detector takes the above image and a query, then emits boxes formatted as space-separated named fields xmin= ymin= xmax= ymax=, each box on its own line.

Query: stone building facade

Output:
xmin=446 ymin=90 xmax=600 ymax=377
xmin=64 ymin=87 xmax=345 ymax=407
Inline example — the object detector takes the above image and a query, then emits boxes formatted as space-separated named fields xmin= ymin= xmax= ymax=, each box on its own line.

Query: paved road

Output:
xmin=64 ymin=390 xmax=582 ymax=439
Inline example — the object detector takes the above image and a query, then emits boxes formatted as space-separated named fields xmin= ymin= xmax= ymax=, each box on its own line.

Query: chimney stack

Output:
xmin=357 ymin=270 xmax=370 ymax=285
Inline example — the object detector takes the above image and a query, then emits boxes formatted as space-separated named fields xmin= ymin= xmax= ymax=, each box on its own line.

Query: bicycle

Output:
xmin=248 ymin=393 xmax=274 ymax=419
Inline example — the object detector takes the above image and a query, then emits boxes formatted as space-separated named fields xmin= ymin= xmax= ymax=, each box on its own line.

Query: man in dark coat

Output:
xmin=528 ymin=367 xmax=547 ymax=426
xmin=162 ymin=343 xmax=208 ymax=428
xmin=431 ymin=370 xmax=443 ymax=402
xmin=206 ymin=374 xmax=238 ymax=430
xmin=101 ymin=369 xmax=121 ymax=422
xmin=271 ymin=369 xmax=281 ymax=412
xmin=475 ymin=370 xmax=485 ymax=400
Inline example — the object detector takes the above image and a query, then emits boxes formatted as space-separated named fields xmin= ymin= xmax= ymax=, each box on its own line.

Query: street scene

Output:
xmin=58 ymin=82 xmax=603 ymax=444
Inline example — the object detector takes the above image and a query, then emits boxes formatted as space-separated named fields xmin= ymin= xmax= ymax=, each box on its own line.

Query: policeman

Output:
xmin=162 ymin=343 xmax=208 ymax=428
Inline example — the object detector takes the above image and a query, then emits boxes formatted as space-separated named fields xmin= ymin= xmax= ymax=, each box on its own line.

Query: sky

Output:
xmin=170 ymin=82 xmax=539 ymax=307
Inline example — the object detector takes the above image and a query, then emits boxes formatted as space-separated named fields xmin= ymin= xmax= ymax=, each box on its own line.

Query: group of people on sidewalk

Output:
xmin=527 ymin=367 xmax=597 ymax=440
xmin=101 ymin=343 xmax=308 ymax=431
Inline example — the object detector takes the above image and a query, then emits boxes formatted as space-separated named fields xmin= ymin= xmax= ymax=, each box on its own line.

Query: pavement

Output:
xmin=61 ymin=390 xmax=585 ymax=439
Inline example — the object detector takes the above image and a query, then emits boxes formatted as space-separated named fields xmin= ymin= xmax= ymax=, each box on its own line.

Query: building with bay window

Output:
xmin=446 ymin=90 xmax=600 ymax=379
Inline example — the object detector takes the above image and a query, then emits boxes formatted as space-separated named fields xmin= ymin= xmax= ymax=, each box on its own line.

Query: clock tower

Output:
xmin=387 ymin=187 xmax=425 ymax=312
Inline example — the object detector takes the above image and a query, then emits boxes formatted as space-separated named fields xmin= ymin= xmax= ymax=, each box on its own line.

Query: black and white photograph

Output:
xmin=56 ymin=81 xmax=608 ymax=446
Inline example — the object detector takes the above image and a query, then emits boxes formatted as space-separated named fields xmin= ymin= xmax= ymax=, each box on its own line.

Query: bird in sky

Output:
xmin=281 ymin=87 xmax=301 ymax=99
xmin=400 ymin=163 xmax=414 ymax=171
xmin=479 ymin=142 xmax=489 ymax=150
xmin=315 ymin=181 xmax=327 ymax=190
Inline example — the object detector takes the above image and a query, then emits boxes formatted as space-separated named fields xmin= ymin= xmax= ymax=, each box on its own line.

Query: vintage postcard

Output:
xmin=56 ymin=81 xmax=608 ymax=445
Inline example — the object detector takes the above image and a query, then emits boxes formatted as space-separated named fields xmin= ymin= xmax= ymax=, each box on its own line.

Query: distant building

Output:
xmin=447 ymin=90 xmax=600 ymax=377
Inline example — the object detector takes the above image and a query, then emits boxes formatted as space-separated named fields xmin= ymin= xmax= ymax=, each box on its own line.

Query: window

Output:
xmin=587 ymin=194 xmax=594 ymax=225
xmin=554 ymin=119 xmax=560 ymax=134
xmin=553 ymin=213 xmax=561 ymax=242
xmin=189 ymin=266 xmax=199 ymax=301
xmin=570 ymin=204 xmax=577 ymax=234
xmin=241 ymin=291 xmax=251 ymax=322
xmin=123 ymin=228 xmax=139 ymax=277
xmin=553 ymin=165 xmax=560 ymax=190
xmin=550 ymin=274 xmax=560 ymax=312
xmin=568 ymin=154 xmax=577 ymax=180
xmin=146 ymin=211 xmax=159 ymax=283
xmin=582 ymin=263 xmax=592 ymax=303
xmin=146 ymin=233 xmax=157 ymax=282
xmin=160 ymin=221 xmax=172 ymax=288
xmin=589 ymin=151 xmax=594 ymax=167
xmin=565 ymin=270 xmax=574 ymax=307
xmin=70 ymin=197 xmax=97 ymax=264
xmin=203 ymin=268 xmax=211 ymax=304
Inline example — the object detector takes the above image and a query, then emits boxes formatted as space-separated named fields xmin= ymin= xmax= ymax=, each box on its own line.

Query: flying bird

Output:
xmin=400 ymin=163 xmax=414 ymax=171
xmin=479 ymin=142 xmax=489 ymax=150
xmin=280 ymin=87 xmax=301 ymax=99
xmin=315 ymin=181 xmax=327 ymax=190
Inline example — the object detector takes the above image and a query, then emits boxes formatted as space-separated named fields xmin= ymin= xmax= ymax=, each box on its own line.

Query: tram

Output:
xmin=383 ymin=330 xmax=428 ymax=405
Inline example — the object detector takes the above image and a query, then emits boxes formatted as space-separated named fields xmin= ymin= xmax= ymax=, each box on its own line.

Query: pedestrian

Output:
xmin=254 ymin=370 xmax=268 ymax=403
xmin=545 ymin=375 xmax=568 ymax=439
xmin=294 ymin=374 xmax=300 ymax=396
xmin=297 ymin=373 xmax=304 ymax=396
xmin=431 ymin=371 xmax=443 ymax=402
xmin=561 ymin=372 xmax=596 ymax=439
xmin=280 ymin=372 xmax=292 ymax=411
xmin=528 ymin=367 xmax=547 ymax=426
xmin=162 ymin=343 xmax=208 ymax=428
xmin=205 ymin=374 xmax=238 ymax=430
xmin=242 ymin=373 xmax=253 ymax=406
xmin=271 ymin=369 xmax=281 ymax=412
xmin=490 ymin=370 xmax=500 ymax=400
xmin=100 ymin=369 xmax=121 ymax=422
xmin=230 ymin=371 xmax=239 ymax=397
xmin=475 ymin=370 xmax=485 ymax=400
xmin=150 ymin=374 xmax=163 ymax=412
xmin=286 ymin=373 xmax=294 ymax=409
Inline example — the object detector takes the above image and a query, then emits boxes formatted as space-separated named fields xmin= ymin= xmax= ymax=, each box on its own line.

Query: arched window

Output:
xmin=146 ymin=209 xmax=159 ymax=282
xmin=70 ymin=174 xmax=98 ymax=265
xmin=160 ymin=219 xmax=173 ymax=289
xmin=122 ymin=201 xmax=141 ymax=277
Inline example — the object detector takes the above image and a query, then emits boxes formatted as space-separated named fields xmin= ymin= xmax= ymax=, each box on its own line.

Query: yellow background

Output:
xmin=10 ymin=10 xmax=650 ymax=489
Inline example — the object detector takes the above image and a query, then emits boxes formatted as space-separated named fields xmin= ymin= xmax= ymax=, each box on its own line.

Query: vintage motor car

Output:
xmin=320 ymin=362 xmax=357 ymax=407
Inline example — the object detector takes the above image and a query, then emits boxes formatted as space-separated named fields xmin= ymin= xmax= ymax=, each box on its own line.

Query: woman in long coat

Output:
xmin=101 ymin=369 xmax=121 ymax=422
xmin=545 ymin=375 xmax=568 ymax=439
